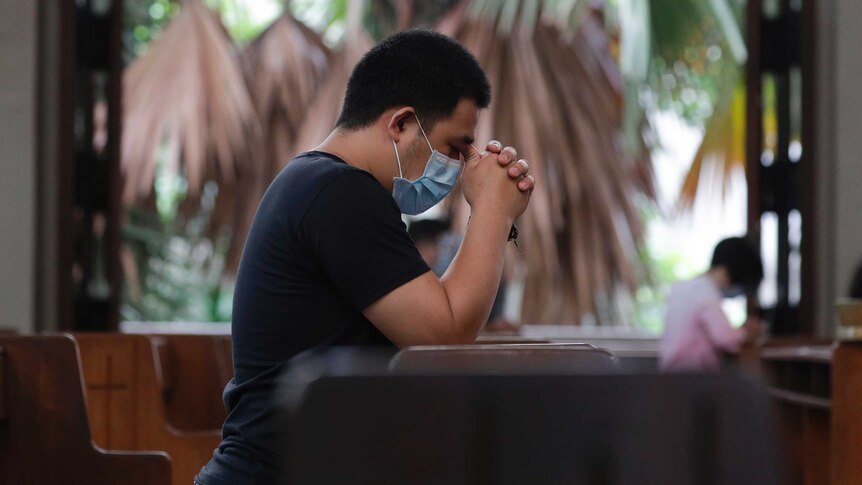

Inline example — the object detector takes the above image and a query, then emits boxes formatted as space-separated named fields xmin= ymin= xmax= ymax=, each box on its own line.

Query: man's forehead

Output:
xmin=441 ymin=99 xmax=479 ymax=138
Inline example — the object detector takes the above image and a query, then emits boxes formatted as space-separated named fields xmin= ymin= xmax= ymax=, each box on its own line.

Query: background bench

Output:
xmin=148 ymin=334 xmax=232 ymax=431
xmin=0 ymin=335 xmax=170 ymax=484
xmin=73 ymin=333 xmax=221 ymax=485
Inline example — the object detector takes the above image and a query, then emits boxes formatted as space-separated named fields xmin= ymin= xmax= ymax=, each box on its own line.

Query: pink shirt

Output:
xmin=659 ymin=275 xmax=745 ymax=372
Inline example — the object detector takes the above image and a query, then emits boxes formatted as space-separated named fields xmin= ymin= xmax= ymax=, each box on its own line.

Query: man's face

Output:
xmin=402 ymin=98 xmax=479 ymax=180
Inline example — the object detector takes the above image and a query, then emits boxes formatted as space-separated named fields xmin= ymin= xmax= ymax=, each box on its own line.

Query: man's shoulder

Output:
xmin=280 ymin=151 xmax=379 ymax=193
xmin=274 ymin=151 xmax=398 ymax=228
xmin=283 ymin=151 xmax=356 ymax=180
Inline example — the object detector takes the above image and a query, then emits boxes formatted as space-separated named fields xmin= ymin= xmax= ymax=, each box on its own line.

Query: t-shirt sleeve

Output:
xmin=301 ymin=169 xmax=431 ymax=311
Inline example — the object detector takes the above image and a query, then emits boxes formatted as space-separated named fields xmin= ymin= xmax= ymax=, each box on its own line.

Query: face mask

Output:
xmin=391 ymin=116 xmax=462 ymax=215
xmin=722 ymin=285 xmax=745 ymax=298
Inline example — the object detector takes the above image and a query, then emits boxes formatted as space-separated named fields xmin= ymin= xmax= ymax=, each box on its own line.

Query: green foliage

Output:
xmin=123 ymin=0 xmax=179 ymax=64
xmin=290 ymin=0 xmax=459 ymax=46
xmin=290 ymin=0 xmax=348 ymax=46
xmin=124 ymin=0 xmax=284 ymax=63
xmin=121 ymin=132 xmax=234 ymax=322
xmin=632 ymin=0 xmax=746 ymax=126
xmin=204 ymin=0 xmax=285 ymax=43
xmin=122 ymin=196 xmax=234 ymax=323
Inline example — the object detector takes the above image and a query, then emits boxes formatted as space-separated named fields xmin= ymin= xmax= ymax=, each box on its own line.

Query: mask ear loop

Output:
xmin=392 ymin=140 xmax=403 ymax=178
xmin=414 ymin=115 xmax=435 ymax=153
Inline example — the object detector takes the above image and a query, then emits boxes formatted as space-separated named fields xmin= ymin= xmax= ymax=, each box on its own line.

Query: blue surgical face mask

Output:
xmin=391 ymin=116 xmax=462 ymax=215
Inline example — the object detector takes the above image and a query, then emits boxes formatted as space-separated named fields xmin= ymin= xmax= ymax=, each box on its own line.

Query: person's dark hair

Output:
xmin=711 ymin=237 xmax=764 ymax=290
xmin=335 ymin=30 xmax=491 ymax=130
xmin=407 ymin=219 xmax=450 ymax=244
xmin=850 ymin=259 xmax=862 ymax=298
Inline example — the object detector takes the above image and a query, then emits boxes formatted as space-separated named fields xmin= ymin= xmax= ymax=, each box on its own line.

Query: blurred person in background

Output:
xmin=660 ymin=237 xmax=765 ymax=372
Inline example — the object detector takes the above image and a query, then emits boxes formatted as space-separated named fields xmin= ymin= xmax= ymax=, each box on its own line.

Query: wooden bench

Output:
xmin=758 ymin=340 xmax=834 ymax=485
xmin=285 ymin=373 xmax=783 ymax=484
xmin=147 ymin=334 xmax=232 ymax=431
xmin=831 ymin=341 xmax=862 ymax=485
xmin=0 ymin=335 xmax=171 ymax=484
xmin=72 ymin=333 xmax=221 ymax=485
xmin=389 ymin=343 xmax=620 ymax=374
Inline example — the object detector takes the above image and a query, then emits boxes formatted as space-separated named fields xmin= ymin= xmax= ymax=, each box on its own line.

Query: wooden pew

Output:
xmin=390 ymin=343 xmax=620 ymax=374
xmin=147 ymin=334 xmax=232 ymax=431
xmin=0 ymin=335 xmax=171 ymax=484
xmin=758 ymin=340 xmax=834 ymax=485
xmin=754 ymin=331 xmax=862 ymax=485
xmin=285 ymin=373 xmax=783 ymax=484
xmin=830 ymin=341 xmax=862 ymax=485
xmin=833 ymin=301 xmax=862 ymax=485
xmin=73 ymin=333 xmax=221 ymax=485
xmin=508 ymin=324 xmax=661 ymax=372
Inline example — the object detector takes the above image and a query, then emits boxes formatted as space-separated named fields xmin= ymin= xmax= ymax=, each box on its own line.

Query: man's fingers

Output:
xmin=486 ymin=140 xmax=502 ymax=153
xmin=497 ymin=146 xmax=518 ymax=166
xmin=467 ymin=144 xmax=483 ymax=162
xmin=518 ymin=174 xmax=535 ymax=193
xmin=508 ymin=159 xmax=529 ymax=178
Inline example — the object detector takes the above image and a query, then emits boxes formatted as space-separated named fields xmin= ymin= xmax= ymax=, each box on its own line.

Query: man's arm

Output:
xmin=363 ymin=144 xmax=532 ymax=347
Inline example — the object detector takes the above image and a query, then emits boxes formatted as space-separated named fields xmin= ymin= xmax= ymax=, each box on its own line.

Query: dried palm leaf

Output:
xmin=440 ymin=2 xmax=654 ymax=324
xmin=292 ymin=0 xmax=374 ymax=153
xmin=122 ymin=0 xmax=264 ymax=270
xmin=241 ymin=12 xmax=330 ymax=179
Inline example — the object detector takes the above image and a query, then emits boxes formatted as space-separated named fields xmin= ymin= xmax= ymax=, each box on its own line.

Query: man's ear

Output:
xmin=386 ymin=107 xmax=416 ymax=142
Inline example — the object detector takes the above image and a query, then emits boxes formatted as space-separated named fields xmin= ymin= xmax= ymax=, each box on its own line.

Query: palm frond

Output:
xmin=292 ymin=0 xmax=374 ymax=153
xmin=122 ymin=0 xmax=264 ymax=238
xmin=442 ymin=2 xmax=654 ymax=324
xmin=622 ymin=0 xmax=747 ymax=210
xmin=241 ymin=13 xmax=330 ymax=178
xmin=677 ymin=83 xmax=746 ymax=211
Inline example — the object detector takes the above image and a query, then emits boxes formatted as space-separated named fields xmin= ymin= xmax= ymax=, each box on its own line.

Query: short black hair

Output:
xmin=336 ymin=30 xmax=490 ymax=130
xmin=408 ymin=219 xmax=450 ymax=244
xmin=711 ymin=237 xmax=764 ymax=290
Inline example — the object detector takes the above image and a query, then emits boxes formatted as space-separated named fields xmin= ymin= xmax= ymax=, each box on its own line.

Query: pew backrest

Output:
xmin=148 ymin=334 xmax=232 ymax=431
xmin=73 ymin=332 xmax=221 ymax=485
xmin=0 ymin=335 xmax=171 ymax=484
xmin=389 ymin=343 xmax=620 ymax=375
xmin=287 ymin=374 xmax=783 ymax=485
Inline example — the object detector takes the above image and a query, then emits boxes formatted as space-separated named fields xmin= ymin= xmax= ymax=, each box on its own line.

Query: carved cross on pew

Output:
xmin=87 ymin=354 xmax=130 ymax=447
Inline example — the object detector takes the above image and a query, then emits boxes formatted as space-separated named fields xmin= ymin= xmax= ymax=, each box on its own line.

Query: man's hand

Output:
xmin=363 ymin=139 xmax=536 ymax=348
xmin=461 ymin=140 xmax=534 ymax=221
xmin=483 ymin=140 xmax=535 ymax=194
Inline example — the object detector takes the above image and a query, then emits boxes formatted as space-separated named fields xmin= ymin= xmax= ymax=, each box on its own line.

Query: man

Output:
xmin=659 ymin=237 xmax=765 ymax=372
xmin=196 ymin=30 xmax=534 ymax=484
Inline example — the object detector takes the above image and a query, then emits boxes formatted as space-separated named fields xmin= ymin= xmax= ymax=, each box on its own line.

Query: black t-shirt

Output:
xmin=197 ymin=151 xmax=429 ymax=485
